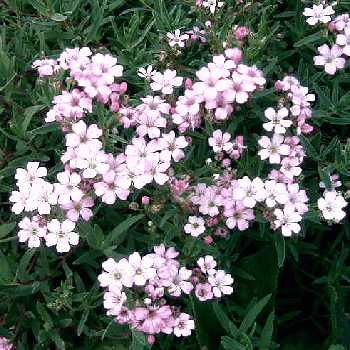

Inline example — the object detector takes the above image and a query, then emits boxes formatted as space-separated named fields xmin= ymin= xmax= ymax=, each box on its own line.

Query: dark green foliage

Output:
xmin=0 ymin=0 xmax=350 ymax=349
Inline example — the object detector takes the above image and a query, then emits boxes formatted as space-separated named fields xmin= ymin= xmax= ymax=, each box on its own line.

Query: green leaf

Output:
xmin=22 ymin=105 xmax=46 ymax=135
xmin=222 ymin=336 xmax=246 ymax=350
xmin=213 ymin=302 xmax=240 ymax=337
xmin=259 ymin=313 xmax=274 ymax=349
xmin=51 ymin=330 xmax=65 ymax=349
xmin=299 ymin=134 xmax=319 ymax=159
xmin=294 ymin=32 xmax=322 ymax=48
xmin=190 ymin=296 xmax=224 ymax=348
xmin=36 ymin=302 xmax=53 ymax=328
xmin=274 ymin=233 xmax=285 ymax=268
xmin=239 ymin=294 xmax=271 ymax=334
xmin=0 ymin=250 xmax=14 ymax=284
xmin=51 ymin=13 xmax=68 ymax=21
xmin=131 ymin=330 xmax=146 ymax=350
xmin=329 ymin=345 xmax=346 ymax=350
xmin=28 ymin=122 xmax=61 ymax=137
xmin=0 ymin=222 xmax=16 ymax=239
xmin=104 ymin=214 xmax=145 ymax=247
xmin=77 ymin=309 xmax=89 ymax=336
xmin=321 ymin=137 xmax=338 ymax=158
xmin=318 ymin=166 xmax=332 ymax=190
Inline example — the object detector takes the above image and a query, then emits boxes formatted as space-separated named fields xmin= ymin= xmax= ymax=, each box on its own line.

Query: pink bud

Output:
xmin=205 ymin=21 xmax=211 ymax=27
xmin=224 ymin=47 xmax=242 ymax=62
xmin=119 ymin=81 xmax=128 ymax=93
xmin=64 ymin=164 xmax=73 ymax=172
xmin=192 ymin=276 xmax=199 ymax=283
xmin=222 ymin=158 xmax=231 ymax=167
xmin=147 ymin=335 xmax=156 ymax=344
xmin=328 ymin=22 xmax=336 ymax=31
xmin=235 ymin=26 xmax=249 ymax=39
xmin=142 ymin=196 xmax=150 ymax=204
xmin=204 ymin=235 xmax=213 ymax=245
xmin=185 ymin=78 xmax=193 ymax=89
xmin=274 ymin=80 xmax=284 ymax=90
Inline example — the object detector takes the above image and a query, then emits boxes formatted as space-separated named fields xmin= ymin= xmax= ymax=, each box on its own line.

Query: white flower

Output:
xmin=258 ymin=134 xmax=290 ymax=164
xmin=184 ymin=216 xmax=206 ymax=237
xmin=274 ymin=207 xmax=302 ymax=237
xmin=208 ymin=269 xmax=234 ymax=297
xmin=18 ymin=216 xmax=47 ymax=248
xmin=150 ymin=69 xmax=183 ymax=94
xmin=166 ymin=29 xmax=189 ymax=47
xmin=45 ymin=219 xmax=79 ymax=253
xmin=137 ymin=65 xmax=156 ymax=80
xmin=318 ymin=190 xmax=347 ymax=222
xmin=202 ymin=0 xmax=225 ymax=14
xmin=263 ymin=107 xmax=292 ymax=134
xmin=173 ymin=313 xmax=195 ymax=337
xmin=303 ymin=4 xmax=335 ymax=26
xmin=128 ymin=252 xmax=156 ymax=286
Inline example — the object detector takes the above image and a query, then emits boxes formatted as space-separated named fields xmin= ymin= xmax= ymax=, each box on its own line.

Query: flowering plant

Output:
xmin=0 ymin=0 xmax=350 ymax=349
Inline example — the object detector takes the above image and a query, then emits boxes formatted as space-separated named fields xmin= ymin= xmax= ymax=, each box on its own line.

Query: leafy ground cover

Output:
xmin=0 ymin=0 xmax=350 ymax=349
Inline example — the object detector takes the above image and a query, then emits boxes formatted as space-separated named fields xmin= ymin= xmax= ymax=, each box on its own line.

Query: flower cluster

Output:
xmin=98 ymin=245 xmax=234 ymax=337
xmin=9 ymin=162 xmax=82 ymax=252
xmin=303 ymin=3 xmax=349 ymax=75
xmin=32 ymin=47 xmax=125 ymax=124
xmin=318 ymin=174 xmax=348 ymax=223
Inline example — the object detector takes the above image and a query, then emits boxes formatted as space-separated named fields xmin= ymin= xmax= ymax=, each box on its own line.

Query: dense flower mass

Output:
xmin=11 ymin=2 xmax=350 ymax=340
xmin=98 ymin=246 xmax=234 ymax=336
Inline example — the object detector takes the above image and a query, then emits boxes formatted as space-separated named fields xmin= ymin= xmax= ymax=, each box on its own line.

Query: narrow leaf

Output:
xmin=239 ymin=294 xmax=271 ymax=334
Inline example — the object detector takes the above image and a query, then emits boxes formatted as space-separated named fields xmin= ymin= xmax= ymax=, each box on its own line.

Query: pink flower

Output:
xmin=103 ymin=288 xmax=127 ymax=316
xmin=314 ymin=44 xmax=345 ymax=75
xmin=61 ymin=196 xmax=94 ymax=221
xmin=55 ymin=171 xmax=83 ymax=205
xmin=195 ymin=283 xmax=213 ymax=301
xmin=258 ymin=134 xmax=290 ymax=164
xmin=235 ymin=26 xmax=249 ymax=39
xmin=18 ymin=216 xmax=47 ymax=248
xmin=336 ymin=27 xmax=350 ymax=56
xmin=128 ymin=252 xmax=156 ymax=286
xmin=150 ymin=69 xmax=183 ymax=94
xmin=303 ymin=4 xmax=334 ymax=26
xmin=197 ymin=255 xmax=217 ymax=275
xmin=208 ymin=130 xmax=233 ymax=153
xmin=208 ymin=270 xmax=234 ymax=297
xmin=162 ymin=266 xmax=193 ymax=296
xmin=274 ymin=207 xmax=302 ymax=236
xmin=65 ymin=120 xmax=102 ymax=154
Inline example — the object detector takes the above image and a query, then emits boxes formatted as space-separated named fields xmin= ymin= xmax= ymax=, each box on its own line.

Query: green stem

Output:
xmin=0 ymin=236 xmax=18 ymax=244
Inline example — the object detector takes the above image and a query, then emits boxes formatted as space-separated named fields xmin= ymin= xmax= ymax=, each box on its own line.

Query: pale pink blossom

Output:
xmin=197 ymin=255 xmax=217 ymax=275
xmin=208 ymin=270 xmax=234 ymax=297
xmin=274 ymin=207 xmax=302 ymax=236
xmin=18 ymin=216 xmax=47 ymax=248
xmin=195 ymin=283 xmax=213 ymax=301
xmin=45 ymin=219 xmax=79 ymax=253
xmin=314 ymin=44 xmax=345 ymax=75
xmin=303 ymin=4 xmax=335 ymax=26
xmin=173 ymin=313 xmax=195 ymax=337
xmin=318 ymin=190 xmax=347 ymax=222
xmin=150 ymin=69 xmax=183 ymax=94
